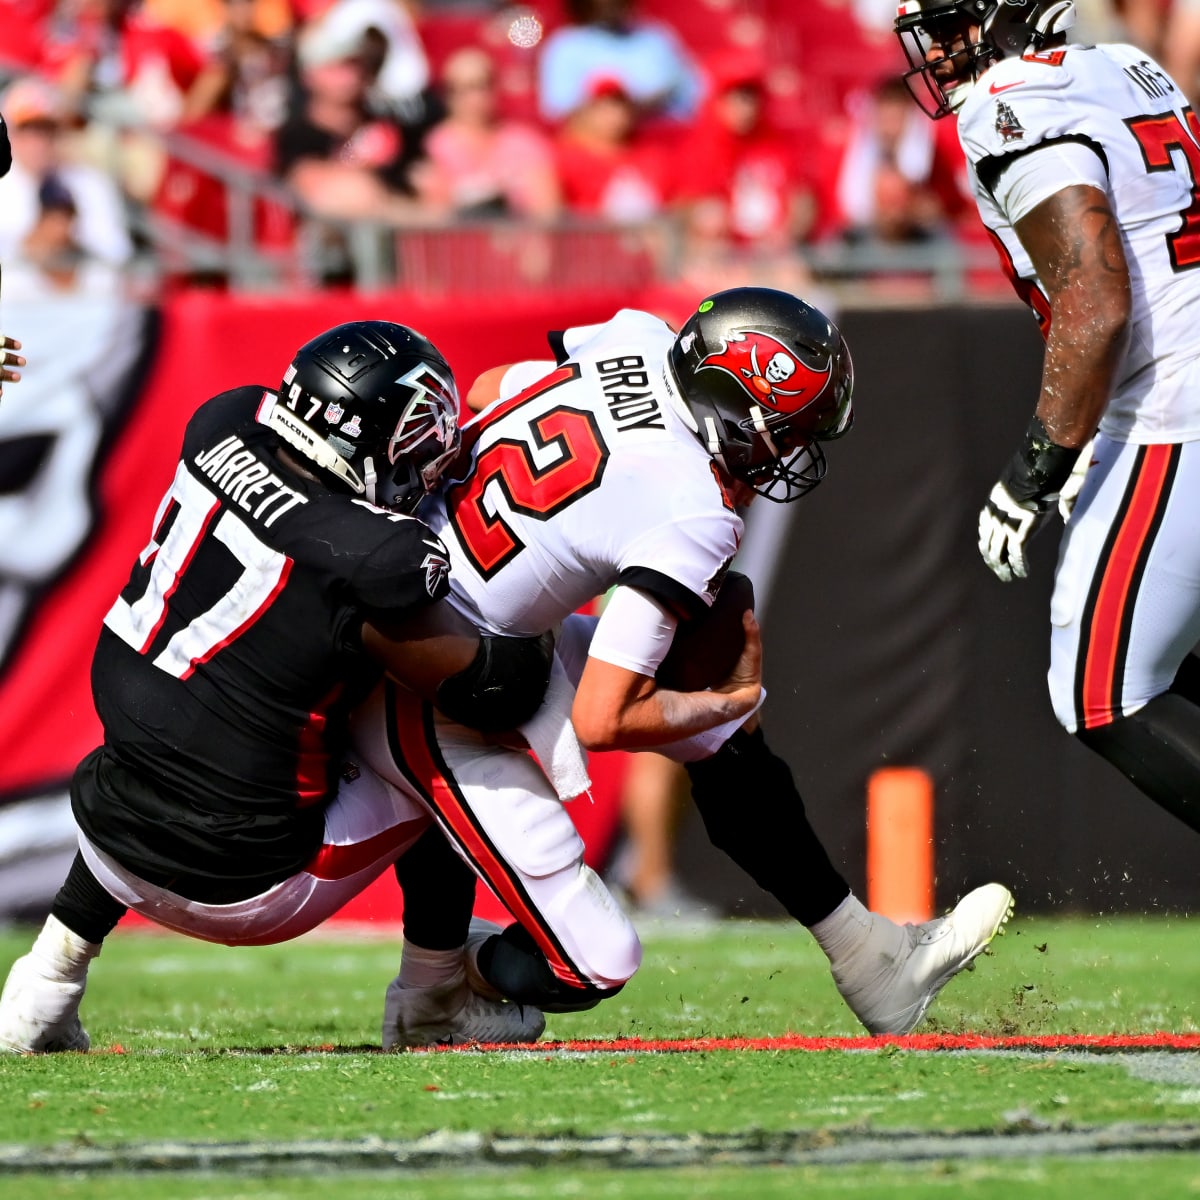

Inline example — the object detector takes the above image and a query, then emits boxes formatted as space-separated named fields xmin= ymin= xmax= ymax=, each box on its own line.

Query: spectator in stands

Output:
xmin=181 ymin=0 xmax=290 ymax=136
xmin=672 ymin=56 xmax=818 ymax=292
xmin=537 ymin=0 xmax=703 ymax=124
xmin=0 ymin=78 xmax=133 ymax=268
xmin=1165 ymin=0 xmax=1200 ymax=104
xmin=273 ymin=19 xmax=432 ymax=222
xmin=413 ymin=47 xmax=560 ymax=221
xmin=43 ymin=0 xmax=206 ymax=130
xmin=554 ymin=75 xmax=672 ymax=222
xmin=5 ymin=174 xmax=123 ymax=297
xmin=142 ymin=0 xmax=290 ymax=44
xmin=1112 ymin=0 xmax=1166 ymax=56
xmin=827 ymin=76 xmax=969 ymax=245
xmin=306 ymin=0 xmax=434 ymax=124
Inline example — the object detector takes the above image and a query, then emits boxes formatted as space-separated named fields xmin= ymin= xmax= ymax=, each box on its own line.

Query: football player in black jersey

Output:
xmin=0 ymin=320 xmax=552 ymax=1054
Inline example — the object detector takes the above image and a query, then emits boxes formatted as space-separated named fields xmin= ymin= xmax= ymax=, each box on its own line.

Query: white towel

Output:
xmin=519 ymin=653 xmax=591 ymax=801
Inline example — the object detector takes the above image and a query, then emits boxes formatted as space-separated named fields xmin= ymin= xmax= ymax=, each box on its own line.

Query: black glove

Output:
xmin=978 ymin=416 xmax=1079 ymax=582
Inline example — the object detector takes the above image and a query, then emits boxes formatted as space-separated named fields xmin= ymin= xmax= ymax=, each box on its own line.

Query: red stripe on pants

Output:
xmin=306 ymin=818 xmax=428 ymax=881
xmin=389 ymin=690 xmax=587 ymax=988
xmin=1080 ymin=445 xmax=1174 ymax=730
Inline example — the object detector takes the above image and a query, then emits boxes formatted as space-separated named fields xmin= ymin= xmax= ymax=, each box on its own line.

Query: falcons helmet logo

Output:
xmin=695 ymin=330 xmax=831 ymax=415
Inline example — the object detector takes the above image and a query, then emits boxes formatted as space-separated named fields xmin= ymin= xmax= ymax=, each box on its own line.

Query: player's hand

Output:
xmin=978 ymin=481 xmax=1053 ymax=582
xmin=0 ymin=336 xmax=24 ymax=386
xmin=715 ymin=610 xmax=762 ymax=711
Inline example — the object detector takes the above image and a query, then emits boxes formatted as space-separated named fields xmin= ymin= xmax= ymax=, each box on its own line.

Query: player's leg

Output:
xmin=359 ymin=682 xmax=642 ymax=1015
xmin=684 ymin=719 xmax=1012 ymax=1034
xmin=0 ymin=852 xmax=124 ymax=1053
xmin=382 ymin=822 xmax=546 ymax=1049
xmin=77 ymin=761 xmax=432 ymax=948
xmin=1048 ymin=437 xmax=1200 ymax=832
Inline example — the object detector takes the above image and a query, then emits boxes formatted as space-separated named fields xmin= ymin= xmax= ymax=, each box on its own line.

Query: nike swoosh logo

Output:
xmin=989 ymin=80 xmax=1024 ymax=94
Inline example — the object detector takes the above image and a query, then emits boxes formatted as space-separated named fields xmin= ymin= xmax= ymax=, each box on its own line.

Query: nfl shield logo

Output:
xmin=324 ymin=402 xmax=345 ymax=423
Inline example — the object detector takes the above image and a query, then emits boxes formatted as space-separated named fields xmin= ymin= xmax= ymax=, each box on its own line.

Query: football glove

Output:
xmin=1056 ymin=436 xmax=1094 ymax=525
xmin=978 ymin=416 xmax=1079 ymax=583
xmin=978 ymin=482 xmax=1052 ymax=582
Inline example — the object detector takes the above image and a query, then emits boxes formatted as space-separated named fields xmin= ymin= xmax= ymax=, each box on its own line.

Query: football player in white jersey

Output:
xmin=354 ymin=287 xmax=1015 ymax=1038
xmin=895 ymin=2 xmax=1200 ymax=832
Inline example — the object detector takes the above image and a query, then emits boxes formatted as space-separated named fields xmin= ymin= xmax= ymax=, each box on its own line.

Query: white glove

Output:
xmin=978 ymin=481 xmax=1048 ymax=582
xmin=1056 ymin=437 xmax=1093 ymax=524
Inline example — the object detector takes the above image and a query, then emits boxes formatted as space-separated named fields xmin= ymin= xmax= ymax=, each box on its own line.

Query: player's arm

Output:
xmin=1016 ymin=183 xmax=1131 ymax=448
xmin=362 ymin=604 xmax=552 ymax=732
xmin=571 ymin=586 xmax=762 ymax=752
xmin=979 ymin=169 xmax=1131 ymax=581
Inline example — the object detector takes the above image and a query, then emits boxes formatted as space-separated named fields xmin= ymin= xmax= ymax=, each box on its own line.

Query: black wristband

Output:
xmin=999 ymin=416 xmax=1079 ymax=505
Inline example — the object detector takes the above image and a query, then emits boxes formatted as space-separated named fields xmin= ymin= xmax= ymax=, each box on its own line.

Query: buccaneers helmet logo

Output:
xmin=696 ymin=330 xmax=830 ymax=414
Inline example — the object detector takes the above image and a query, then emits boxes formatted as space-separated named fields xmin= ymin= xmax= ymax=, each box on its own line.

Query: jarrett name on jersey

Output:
xmin=423 ymin=309 xmax=743 ymax=637
xmin=74 ymin=386 xmax=451 ymax=895
xmin=958 ymin=43 xmax=1200 ymax=443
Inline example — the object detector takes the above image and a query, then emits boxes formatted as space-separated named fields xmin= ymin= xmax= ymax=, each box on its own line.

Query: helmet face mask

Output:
xmin=668 ymin=287 xmax=854 ymax=504
xmin=896 ymin=2 xmax=994 ymax=118
xmin=894 ymin=0 xmax=1076 ymax=119
xmin=271 ymin=321 xmax=461 ymax=514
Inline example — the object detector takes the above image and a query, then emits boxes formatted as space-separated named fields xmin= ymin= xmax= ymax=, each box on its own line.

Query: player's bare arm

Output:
xmin=572 ymin=611 xmax=762 ymax=751
xmin=361 ymin=603 xmax=481 ymax=698
xmin=465 ymin=364 xmax=514 ymax=413
xmin=1015 ymin=185 xmax=1131 ymax=448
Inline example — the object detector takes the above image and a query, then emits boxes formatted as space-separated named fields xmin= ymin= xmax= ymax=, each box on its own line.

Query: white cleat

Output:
xmin=0 ymin=953 xmax=91 ymax=1054
xmin=382 ymin=968 xmax=545 ymax=1051
xmin=833 ymin=883 xmax=1015 ymax=1036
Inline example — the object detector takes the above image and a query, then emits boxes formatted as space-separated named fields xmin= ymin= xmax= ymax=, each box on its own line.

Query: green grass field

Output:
xmin=2 ymin=914 xmax=1198 ymax=1198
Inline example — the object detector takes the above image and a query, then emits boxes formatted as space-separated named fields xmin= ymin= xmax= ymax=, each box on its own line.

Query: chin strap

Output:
xmin=259 ymin=393 xmax=365 ymax=495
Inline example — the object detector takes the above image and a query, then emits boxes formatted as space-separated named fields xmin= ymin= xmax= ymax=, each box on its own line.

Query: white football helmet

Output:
xmin=894 ymin=0 xmax=1076 ymax=118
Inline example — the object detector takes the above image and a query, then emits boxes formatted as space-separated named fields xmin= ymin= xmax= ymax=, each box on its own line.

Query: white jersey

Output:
xmin=958 ymin=43 xmax=1200 ymax=444
xmin=421 ymin=309 xmax=743 ymax=637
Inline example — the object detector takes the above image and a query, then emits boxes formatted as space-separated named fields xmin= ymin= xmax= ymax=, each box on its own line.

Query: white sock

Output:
xmin=29 ymin=916 xmax=101 ymax=981
xmin=809 ymin=894 xmax=875 ymax=968
xmin=395 ymin=940 xmax=464 ymax=990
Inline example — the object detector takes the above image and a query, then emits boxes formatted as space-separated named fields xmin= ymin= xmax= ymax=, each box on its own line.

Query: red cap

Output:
xmin=585 ymin=74 xmax=629 ymax=101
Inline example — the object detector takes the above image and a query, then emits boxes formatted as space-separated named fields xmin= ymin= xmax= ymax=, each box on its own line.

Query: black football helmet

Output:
xmin=895 ymin=0 xmax=1076 ymax=119
xmin=667 ymin=288 xmax=854 ymax=503
xmin=264 ymin=320 xmax=460 ymax=513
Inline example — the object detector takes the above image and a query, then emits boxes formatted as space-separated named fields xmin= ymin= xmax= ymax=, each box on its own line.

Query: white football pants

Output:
xmin=79 ymin=762 xmax=431 ymax=946
xmin=350 ymin=678 xmax=642 ymax=993
xmin=1049 ymin=435 xmax=1200 ymax=733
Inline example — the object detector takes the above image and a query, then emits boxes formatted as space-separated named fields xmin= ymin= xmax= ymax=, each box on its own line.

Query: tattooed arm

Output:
xmin=977 ymin=184 xmax=1131 ymax=581
xmin=1014 ymin=184 xmax=1132 ymax=448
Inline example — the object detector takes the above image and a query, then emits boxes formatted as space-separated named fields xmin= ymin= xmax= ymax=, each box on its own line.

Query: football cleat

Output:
xmin=832 ymin=883 xmax=1014 ymax=1035
xmin=0 ymin=952 xmax=91 ymax=1054
xmin=463 ymin=916 xmax=506 ymax=1002
xmin=382 ymin=968 xmax=545 ymax=1050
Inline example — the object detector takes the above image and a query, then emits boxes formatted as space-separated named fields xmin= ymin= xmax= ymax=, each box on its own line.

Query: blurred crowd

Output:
xmin=0 ymin=0 xmax=1191 ymax=292
xmin=0 ymin=0 xmax=1015 ymax=290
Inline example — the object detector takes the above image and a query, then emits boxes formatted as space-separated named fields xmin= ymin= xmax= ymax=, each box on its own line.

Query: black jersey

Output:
xmin=73 ymin=386 xmax=451 ymax=899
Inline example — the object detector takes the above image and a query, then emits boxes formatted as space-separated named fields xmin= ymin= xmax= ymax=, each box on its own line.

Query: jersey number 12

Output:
xmin=446 ymin=364 xmax=610 ymax=578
